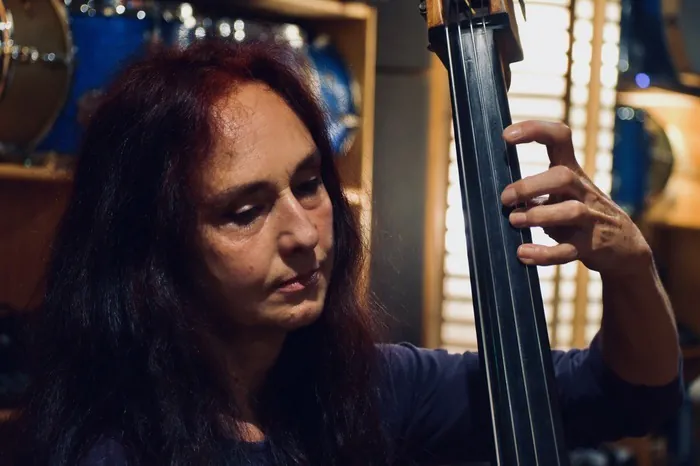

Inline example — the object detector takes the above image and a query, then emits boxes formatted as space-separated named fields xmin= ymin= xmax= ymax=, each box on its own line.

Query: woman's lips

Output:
xmin=276 ymin=269 xmax=320 ymax=293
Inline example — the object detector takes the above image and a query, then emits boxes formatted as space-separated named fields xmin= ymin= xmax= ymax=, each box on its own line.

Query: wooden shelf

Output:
xmin=226 ymin=0 xmax=372 ymax=20
xmin=0 ymin=163 xmax=72 ymax=183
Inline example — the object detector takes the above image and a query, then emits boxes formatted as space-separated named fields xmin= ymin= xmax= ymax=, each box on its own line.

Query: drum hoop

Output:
xmin=31 ymin=0 xmax=75 ymax=149
xmin=68 ymin=3 xmax=157 ymax=19
xmin=0 ymin=0 xmax=74 ymax=147
xmin=0 ymin=2 xmax=11 ymax=99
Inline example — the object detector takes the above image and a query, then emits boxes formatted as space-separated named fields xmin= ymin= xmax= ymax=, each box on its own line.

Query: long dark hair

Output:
xmin=9 ymin=40 xmax=389 ymax=465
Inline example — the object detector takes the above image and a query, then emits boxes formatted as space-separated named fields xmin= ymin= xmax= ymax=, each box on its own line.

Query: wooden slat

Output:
xmin=423 ymin=55 xmax=451 ymax=348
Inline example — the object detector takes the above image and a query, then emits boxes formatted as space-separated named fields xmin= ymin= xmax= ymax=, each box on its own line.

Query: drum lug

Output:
xmin=2 ymin=42 xmax=72 ymax=65
xmin=11 ymin=45 xmax=40 ymax=63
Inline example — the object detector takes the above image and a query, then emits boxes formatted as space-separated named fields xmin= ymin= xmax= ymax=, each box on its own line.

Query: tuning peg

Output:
xmin=418 ymin=0 xmax=427 ymax=18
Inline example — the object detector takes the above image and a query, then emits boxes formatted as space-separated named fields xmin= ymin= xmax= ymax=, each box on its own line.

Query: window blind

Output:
xmin=439 ymin=0 xmax=621 ymax=353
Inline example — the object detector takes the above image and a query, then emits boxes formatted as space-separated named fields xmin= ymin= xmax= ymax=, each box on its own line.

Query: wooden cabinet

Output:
xmin=0 ymin=0 xmax=377 ymax=311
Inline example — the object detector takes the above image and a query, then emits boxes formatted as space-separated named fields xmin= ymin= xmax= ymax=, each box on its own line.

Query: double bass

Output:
xmin=419 ymin=1 xmax=570 ymax=464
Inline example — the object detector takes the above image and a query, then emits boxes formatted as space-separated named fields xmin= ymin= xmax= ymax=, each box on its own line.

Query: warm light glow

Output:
xmin=573 ymin=19 xmax=594 ymax=42
xmin=516 ymin=142 xmax=551 ymax=165
xmin=597 ymin=129 xmax=614 ymax=151
xmin=575 ymin=0 xmax=594 ymax=19
xmin=596 ymin=152 xmax=613 ymax=171
xmin=585 ymin=324 xmax=599 ymax=342
xmin=557 ymin=301 xmax=575 ymax=321
xmin=570 ymin=86 xmax=589 ymax=105
xmin=664 ymin=124 xmax=687 ymax=164
xmin=560 ymin=262 xmax=578 ymax=279
xmin=594 ymin=172 xmax=612 ymax=194
xmin=587 ymin=302 xmax=603 ymax=321
xmin=556 ymin=324 xmax=574 ymax=345
xmin=508 ymin=74 xmax=568 ymax=97
xmin=443 ymin=224 xmax=467 ymax=255
xmin=571 ymin=62 xmax=592 ymax=85
xmin=559 ymin=280 xmax=577 ymax=301
xmin=443 ymin=252 xmax=469 ymax=277
xmin=572 ymin=41 xmax=593 ymax=62
xmin=540 ymin=281 xmax=557 ymax=303
xmin=605 ymin=2 xmax=621 ymax=21
xmin=442 ymin=301 xmax=474 ymax=322
xmin=441 ymin=323 xmax=479 ymax=347
xmin=570 ymin=107 xmax=588 ymax=126
xmin=600 ymin=64 xmax=619 ymax=88
xmin=571 ymin=127 xmax=586 ymax=149
xmin=618 ymin=89 xmax=700 ymax=109
xmin=511 ymin=54 xmax=570 ymax=76
xmin=598 ymin=109 xmax=615 ymax=128
xmin=600 ymin=88 xmax=616 ymax=106
xmin=601 ymin=42 xmax=620 ymax=66
xmin=509 ymin=97 xmax=566 ymax=120
xmin=443 ymin=276 xmax=471 ymax=298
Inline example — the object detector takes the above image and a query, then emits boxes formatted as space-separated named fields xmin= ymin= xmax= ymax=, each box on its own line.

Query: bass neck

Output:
xmin=427 ymin=10 xmax=570 ymax=466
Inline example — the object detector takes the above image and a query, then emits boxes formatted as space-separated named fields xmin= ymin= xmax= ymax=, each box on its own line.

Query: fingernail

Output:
xmin=504 ymin=126 xmax=522 ymax=141
xmin=518 ymin=244 xmax=537 ymax=265
xmin=501 ymin=187 xmax=517 ymax=206
xmin=510 ymin=212 xmax=527 ymax=226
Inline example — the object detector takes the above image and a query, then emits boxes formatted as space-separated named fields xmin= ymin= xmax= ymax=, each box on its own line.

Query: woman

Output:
xmin=5 ymin=39 xmax=682 ymax=465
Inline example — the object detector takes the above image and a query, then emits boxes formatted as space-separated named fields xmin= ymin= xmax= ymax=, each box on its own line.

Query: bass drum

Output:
xmin=0 ymin=0 xmax=72 ymax=156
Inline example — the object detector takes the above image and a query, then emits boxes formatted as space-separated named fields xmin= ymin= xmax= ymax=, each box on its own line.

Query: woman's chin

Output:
xmin=275 ymin=301 xmax=325 ymax=330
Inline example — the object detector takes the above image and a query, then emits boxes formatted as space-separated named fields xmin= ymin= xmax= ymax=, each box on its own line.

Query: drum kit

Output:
xmin=0 ymin=0 xmax=360 ymax=163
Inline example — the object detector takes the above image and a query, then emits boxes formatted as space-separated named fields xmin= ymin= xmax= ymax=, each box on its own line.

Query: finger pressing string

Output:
xmin=501 ymin=166 xmax=587 ymax=206
xmin=509 ymin=200 xmax=590 ymax=228
xmin=503 ymin=120 xmax=579 ymax=169
xmin=517 ymin=243 xmax=579 ymax=266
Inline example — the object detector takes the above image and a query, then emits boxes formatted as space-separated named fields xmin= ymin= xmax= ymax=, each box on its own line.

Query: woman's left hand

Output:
xmin=501 ymin=120 xmax=653 ymax=278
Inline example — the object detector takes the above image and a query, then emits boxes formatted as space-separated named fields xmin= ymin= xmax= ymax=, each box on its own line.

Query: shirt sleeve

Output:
xmin=378 ymin=337 xmax=684 ymax=464
xmin=78 ymin=438 xmax=129 ymax=466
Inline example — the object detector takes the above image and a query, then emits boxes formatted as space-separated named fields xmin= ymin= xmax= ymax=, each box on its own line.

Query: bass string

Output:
xmin=485 ymin=3 xmax=564 ymax=462
xmin=437 ymin=2 xmax=504 ymax=463
xmin=465 ymin=7 xmax=529 ymax=466
xmin=462 ymin=15 xmax=513 ymax=466
xmin=478 ymin=7 xmax=551 ymax=465
xmin=449 ymin=3 xmax=516 ymax=464
xmin=462 ymin=1 xmax=548 ymax=463
xmin=478 ymin=2 xmax=563 ymax=463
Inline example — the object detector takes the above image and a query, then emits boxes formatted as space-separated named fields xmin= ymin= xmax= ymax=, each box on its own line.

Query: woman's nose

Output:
xmin=277 ymin=196 xmax=320 ymax=253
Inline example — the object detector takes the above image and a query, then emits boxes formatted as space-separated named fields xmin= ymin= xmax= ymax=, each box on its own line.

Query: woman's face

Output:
xmin=192 ymin=82 xmax=334 ymax=333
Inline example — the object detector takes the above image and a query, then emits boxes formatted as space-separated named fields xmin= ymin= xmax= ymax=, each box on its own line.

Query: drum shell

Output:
xmin=0 ymin=0 xmax=72 ymax=152
xmin=37 ymin=10 xmax=154 ymax=155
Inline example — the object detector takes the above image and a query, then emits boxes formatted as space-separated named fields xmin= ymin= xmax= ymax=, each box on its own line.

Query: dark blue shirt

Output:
xmin=80 ymin=338 xmax=683 ymax=465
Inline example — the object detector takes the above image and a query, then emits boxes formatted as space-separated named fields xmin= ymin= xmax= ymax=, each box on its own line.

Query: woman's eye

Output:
xmin=227 ymin=205 xmax=262 ymax=226
xmin=295 ymin=177 xmax=322 ymax=197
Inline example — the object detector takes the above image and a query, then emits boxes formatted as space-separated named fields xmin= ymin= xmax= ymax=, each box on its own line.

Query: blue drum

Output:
xmin=157 ymin=3 xmax=212 ymax=49
xmin=156 ymin=4 xmax=271 ymax=49
xmin=37 ymin=1 xmax=155 ymax=156
xmin=305 ymin=35 xmax=360 ymax=157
